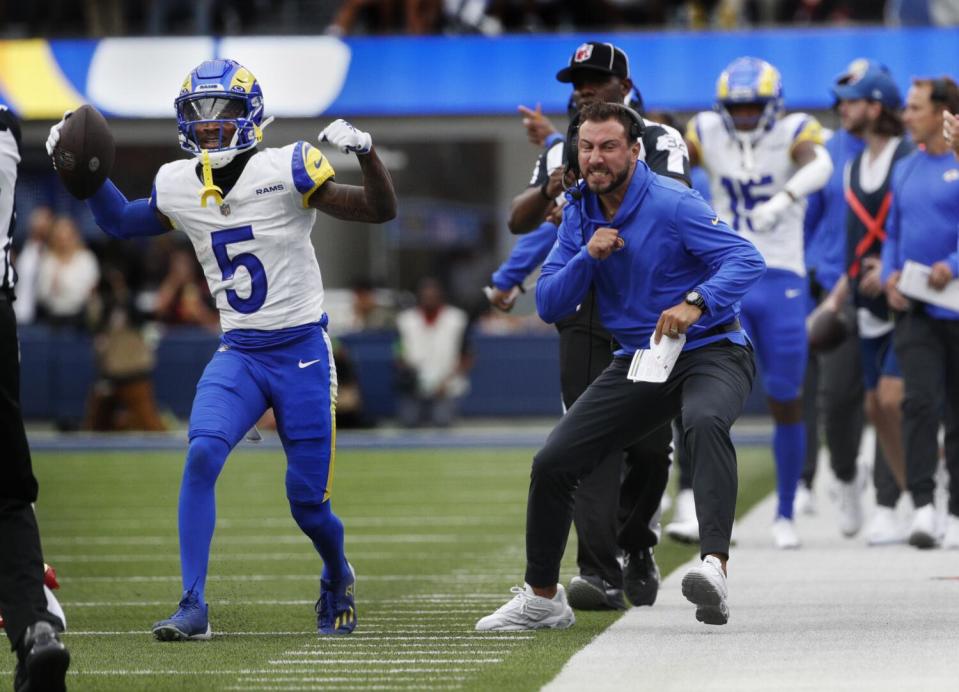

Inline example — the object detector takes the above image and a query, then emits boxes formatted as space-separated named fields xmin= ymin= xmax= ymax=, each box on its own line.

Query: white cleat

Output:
xmin=475 ymin=584 xmax=575 ymax=632
xmin=771 ymin=516 xmax=801 ymax=549
xmin=941 ymin=514 xmax=959 ymax=550
xmin=908 ymin=504 xmax=939 ymax=549
xmin=794 ymin=484 xmax=816 ymax=516
xmin=865 ymin=507 xmax=908 ymax=546
xmin=681 ymin=555 xmax=729 ymax=625
xmin=666 ymin=489 xmax=699 ymax=544
xmin=837 ymin=479 xmax=864 ymax=537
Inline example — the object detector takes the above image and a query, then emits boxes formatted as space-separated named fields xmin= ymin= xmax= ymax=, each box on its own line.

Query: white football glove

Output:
xmin=750 ymin=190 xmax=793 ymax=234
xmin=319 ymin=119 xmax=372 ymax=155
xmin=45 ymin=110 xmax=73 ymax=157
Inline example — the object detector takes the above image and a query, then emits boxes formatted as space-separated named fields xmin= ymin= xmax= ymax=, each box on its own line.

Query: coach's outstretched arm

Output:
xmin=46 ymin=114 xmax=172 ymax=239
xmin=310 ymin=119 xmax=397 ymax=223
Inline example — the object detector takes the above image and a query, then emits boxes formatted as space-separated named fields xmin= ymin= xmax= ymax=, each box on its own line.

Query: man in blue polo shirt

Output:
xmin=881 ymin=76 xmax=959 ymax=550
xmin=477 ymin=102 xmax=764 ymax=630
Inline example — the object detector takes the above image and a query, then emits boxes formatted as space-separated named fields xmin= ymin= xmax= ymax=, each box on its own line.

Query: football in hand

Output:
xmin=53 ymin=104 xmax=115 ymax=200
xmin=807 ymin=303 xmax=850 ymax=352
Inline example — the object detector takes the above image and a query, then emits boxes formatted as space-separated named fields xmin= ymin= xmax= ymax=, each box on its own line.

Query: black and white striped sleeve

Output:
xmin=0 ymin=105 xmax=22 ymax=291
xmin=641 ymin=120 xmax=691 ymax=187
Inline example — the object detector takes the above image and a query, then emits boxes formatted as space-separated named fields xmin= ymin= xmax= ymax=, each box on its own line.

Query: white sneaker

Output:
xmin=771 ymin=517 xmax=801 ymax=549
xmin=794 ymin=485 xmax=816 ymax=516
xmin=681 ymin=555 xmax=728 ymax=625
xmin=942 ymin=514 xmax=959 ymax=549
xmin=666 ymin=489 xmax=699 ymax=544
xmin=865 ymin=506 xmax=907 ymax=546
xmin=475 ymin=584 xmax=575 ymax=631
xmin=908 ymin=504 xmax=938 ymax=549
xmin=837 ymin=479 xmax=863 ymax=537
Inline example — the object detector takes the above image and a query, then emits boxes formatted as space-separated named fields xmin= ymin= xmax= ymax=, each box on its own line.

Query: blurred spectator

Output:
xmin=886 ymin=0 xmax=959 ymax=25
xmin=395 ymin=277 xmax=471 ymax=427
xmin=348 ymin=277 xmax=395 ymax=331
xmin=12 ymin=206 xmax=53 ymax=325
xmin=326 ymin=0 xmax=441 ymax=35
xmin=36 ymin=216 xmax=99 ymax=330
xmin=154 ymin=246 xmax=219 ymax=331
xmin=332 ymin=338 xmax=375 ymax=428
xmin=84 ymin=267 xmax=165 ymax=431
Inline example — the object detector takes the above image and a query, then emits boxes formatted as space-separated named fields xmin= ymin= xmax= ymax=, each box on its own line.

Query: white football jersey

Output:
xmin=153 ymin=141 xmax=335 ymax=332
xmin=687 ymin=111 xmax=825 ymax=276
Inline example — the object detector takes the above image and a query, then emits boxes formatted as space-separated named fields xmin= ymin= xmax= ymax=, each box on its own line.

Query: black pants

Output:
xmin=0 ymin=294 xmax=59 ymax=652
xmin=801 ymin=297 xmax=865 ymax=486
xmin=526 ymin=342 xmax=755 ymax=588
xmin=894 ymin=311 xmax=959 ymax=514
xmin=557 ymin=299 xmax=670 ymax=588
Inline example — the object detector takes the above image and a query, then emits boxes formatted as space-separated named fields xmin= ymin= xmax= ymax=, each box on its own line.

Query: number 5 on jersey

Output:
xmin=211 ymin=226 xmax=268 ymax=314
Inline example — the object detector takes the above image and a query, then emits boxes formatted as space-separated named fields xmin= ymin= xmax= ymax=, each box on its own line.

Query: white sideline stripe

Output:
xmin=280 ymin=650 xmax=513 ymax=655
xmin=246 ymin=676 xmax=468 ymax=682
xmin=268 ymin=659 xmax=503 ymax=664
xmin=6 ymin=669 xmax=475 ymax=676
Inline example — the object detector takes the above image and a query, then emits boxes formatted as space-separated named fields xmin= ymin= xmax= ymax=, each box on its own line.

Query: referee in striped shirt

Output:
xmin=0 ymin=103 xmax=70 ymax=690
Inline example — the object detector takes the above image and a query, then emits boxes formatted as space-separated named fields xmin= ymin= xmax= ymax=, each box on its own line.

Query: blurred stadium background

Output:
xmin=3 ymin=1 xmax=957 ymax=430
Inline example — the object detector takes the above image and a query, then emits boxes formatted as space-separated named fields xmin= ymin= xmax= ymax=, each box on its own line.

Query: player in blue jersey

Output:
xmin=881 ymin=76 xmax=959 ymax=550
xmin=686 ymin=57 xmax=834 ymax=549
xmin=46 ymin=59 xmax=397 ymax=638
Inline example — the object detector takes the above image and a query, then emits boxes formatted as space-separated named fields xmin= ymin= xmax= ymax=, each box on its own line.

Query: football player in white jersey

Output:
xmin=686 ymin=57 xmax=833 ymax=549
xmin=46 ymin=59 xmax=396 ymax=639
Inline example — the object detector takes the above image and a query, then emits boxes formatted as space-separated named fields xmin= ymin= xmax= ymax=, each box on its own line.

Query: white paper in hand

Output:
xmin=898 ymin=260 xmax=959 ymax=312
xmin=626 ymin=333 xmax=686 ymax=383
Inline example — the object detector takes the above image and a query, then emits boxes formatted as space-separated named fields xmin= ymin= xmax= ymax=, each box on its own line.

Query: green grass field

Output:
xmin=3 ymin=445 xmax=774 ymax=691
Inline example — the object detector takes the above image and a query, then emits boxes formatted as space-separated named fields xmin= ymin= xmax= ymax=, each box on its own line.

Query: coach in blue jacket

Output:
xmin=477 ymin=102 xmax=765 ymax=631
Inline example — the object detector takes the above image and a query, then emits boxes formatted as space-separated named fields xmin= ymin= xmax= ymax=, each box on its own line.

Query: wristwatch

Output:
xmin=685 ymin=290 xmax=707 ymax=312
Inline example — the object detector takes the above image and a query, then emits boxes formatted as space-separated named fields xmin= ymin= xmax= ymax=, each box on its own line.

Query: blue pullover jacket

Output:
xmin=537 ymin=161 xmax=766 ymax=355
xmin=880 ymin=148 xmax=959 ymax=320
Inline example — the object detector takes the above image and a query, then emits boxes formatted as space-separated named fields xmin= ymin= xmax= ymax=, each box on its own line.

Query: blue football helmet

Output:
xmin=715 ymin=57 xmax=784 ymax=137
xmin=175 ymin=59 xmax=266 ymax=168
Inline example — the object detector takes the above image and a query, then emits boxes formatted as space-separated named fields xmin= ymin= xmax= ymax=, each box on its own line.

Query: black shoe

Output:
xmin=565 ymin=575 xmax=627 ymax=611
xmin=624 ymin=548 xmax=660 ymax=607
xmin=14 ymin=621 xmax=70 ymax=692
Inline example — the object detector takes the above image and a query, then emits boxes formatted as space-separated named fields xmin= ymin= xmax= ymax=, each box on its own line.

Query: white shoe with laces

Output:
xmin=909 ymin=504 xmax=938 ymax=549
xmin=771 ymin=516 xmax=801 ymax=549
xmin=475 ymin=584 xmax=575 ymax=631
xmin=942 ymin=514 xmax=959 ymax=549
xmin=794 ymin=484 xmax=816 ymax=516
xmin=681 ymin=555 xmax=728 ymax=625
xmin=837 ymin=478 xmax=864 ymax=537
xmin=865 ymin=506 xmax=907 ymax=546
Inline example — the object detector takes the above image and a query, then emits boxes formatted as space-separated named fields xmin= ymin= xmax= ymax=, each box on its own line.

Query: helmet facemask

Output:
xmin=176 ymin=93 xmax=263 ymax=169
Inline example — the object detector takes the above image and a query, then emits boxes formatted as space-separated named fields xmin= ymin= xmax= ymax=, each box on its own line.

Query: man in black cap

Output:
xmin=488 ymin=41 xmax=690 ymax=613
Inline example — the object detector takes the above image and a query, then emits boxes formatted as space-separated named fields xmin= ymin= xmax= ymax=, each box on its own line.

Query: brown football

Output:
xmin=807 ymin=304 xmax=850 ymax=352
xmin=53 ymin=105 xmax=115 ymax=200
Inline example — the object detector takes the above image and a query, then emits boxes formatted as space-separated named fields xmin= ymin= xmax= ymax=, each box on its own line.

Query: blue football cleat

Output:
xmin=152 ymin=590 xmax=212 ymax=641
xmin=316 ymin=564 xmax=356 ymax=635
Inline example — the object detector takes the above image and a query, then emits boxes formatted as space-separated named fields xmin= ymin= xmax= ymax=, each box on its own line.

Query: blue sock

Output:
xmin=774 ymin=422 xmax=805 ymax=520
xmin=178 ymin=435 xmax=230 ymax=604
xmin=290 ymin=500 xmax=350 ymax=583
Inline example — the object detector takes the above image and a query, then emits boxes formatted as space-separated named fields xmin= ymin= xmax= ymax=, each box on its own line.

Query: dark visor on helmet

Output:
xmin=178 ymin=96 xmax=247 ymax=122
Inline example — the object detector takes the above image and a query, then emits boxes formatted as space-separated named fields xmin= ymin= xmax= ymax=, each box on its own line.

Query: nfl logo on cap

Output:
xmin=574 ymin=43 xmax=593 ymax=63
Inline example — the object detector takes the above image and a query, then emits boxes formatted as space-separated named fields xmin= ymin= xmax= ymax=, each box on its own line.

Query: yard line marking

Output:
xmin=281 ymin=649 xmax=513 ymax=655
xmin=268 ymin=658 xmax=503 ymax=665
xmin=244 ymin=676 xmax=468 ymax=682
xmin=65 ymin=574 xmax=514 ymax=583
xmin=44 ymin=534 xmax=515 ymax=545
xmin=62 ymin=631 xmax=533 ymax=639
xmin=47 ymin=552 xmax=471 ymax=563
xmin=224 ymin=686 xmax=464 ymax=691
xmin=60 ymin=600 xmax=494 ymax=609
